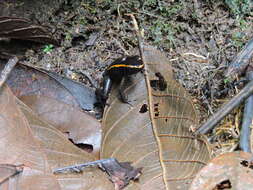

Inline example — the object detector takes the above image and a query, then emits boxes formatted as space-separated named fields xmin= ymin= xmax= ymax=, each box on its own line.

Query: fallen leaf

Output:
xmin=0 ymin=0 xmax=63 ymax=24
xmin=0 ymin=16 xmax=59 ymax=45
xmin=98 ymin=158 xmax=142 ymax=190
xmin=101 ymin=46 xmax=212 ymax=189
xmin=0 ymin=84 xmax=113 ymax=189
xmin=0 ymin=60 xmax=96 ymax=111
xmin=189 ymin=151 xmax=253 ymax=190
xmin=41 ymin=68 xmax=96 ymax=111
xmin=0 ymin=84 xmax=61 ymax=190
xmin=20 ymin=95 xmax=101 ymax=158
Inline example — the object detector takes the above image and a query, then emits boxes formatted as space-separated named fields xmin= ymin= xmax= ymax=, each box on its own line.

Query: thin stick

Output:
xmin=54 ymin=158 xmax=115 ymax=174
xmin=126 ymin=14 xmax=144 ymax=60
xmin=240 ymin=70 xmax=253 ymax=152
xmin=195 ymin=79 xmax=253 ymax=134
xmin=0 ymin=57 xmax=18 ymax=89
xmin=225 ymin=37 xmax=253 ymax=80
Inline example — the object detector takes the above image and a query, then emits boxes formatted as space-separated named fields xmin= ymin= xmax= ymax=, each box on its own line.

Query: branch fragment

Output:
xmin=196 ymin=79 xmax=253 ymax=134
xmin=225 ymin=37 xmax=253 ymax=80
xmin=54 ymin=158 xmax=142 ymax=190
xmin=240 ymin=68 xmax=253 ymax=152
xmin=0 ymin=56 xmax=18 ymax=89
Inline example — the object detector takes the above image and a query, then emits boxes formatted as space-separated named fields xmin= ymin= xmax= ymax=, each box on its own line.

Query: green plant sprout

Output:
xmin=224 ymin=78 xmax=231 ymax=84
xmin=43 ymin=44 xmax=54 ymax=53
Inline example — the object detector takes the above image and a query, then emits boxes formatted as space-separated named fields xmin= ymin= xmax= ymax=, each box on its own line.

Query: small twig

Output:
xmin=182 ymin=52 xmax=208 ymax=60
xmin=54 ymin=158 xmax=142 ymax=190
xmin=112 ymin=36 xmax=129 ymax=56
xmin=137 ymin=10 xmax=166 ymax=20
xmin=203 ymin=98 xmax=214 ymax=115
xmin=0 ymin=57 xmax=18 ymax=89
xmin=125 ymin=14 xmax=144 ymax=60
xmin=53 ymin=158 xmax=115 ymax=174
xmin=195 ymin=78 xmax=253 ymax=134
xmin=240 ymin=69 xmax=253 ymax=152
xmin=225 ymin=37 xmax=253 ymax=80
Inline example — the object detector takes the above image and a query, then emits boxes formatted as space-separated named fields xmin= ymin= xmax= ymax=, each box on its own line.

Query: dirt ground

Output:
xmin=1 ymin=0 xmax=253 ymax=154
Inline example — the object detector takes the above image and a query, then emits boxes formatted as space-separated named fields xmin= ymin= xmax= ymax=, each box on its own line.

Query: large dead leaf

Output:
xmin=0 ymin=0 xmax=61 ymax=58
xmin=0 ymin=16 xmax=59 ymax=45
xmin=0 ymin=60 xmax=96 ymax=111
xmin=0 ymin=0 xmax=63 ymax=24
xmin=0 ymin=85 xmax=113 ymax=189
xmin=101 ymin=46 xmax=211 ymax=189
xmin=190 ymin=151 xmax=253 ymax=190
xmin=20 ymin=95 xmax=101 ymax=158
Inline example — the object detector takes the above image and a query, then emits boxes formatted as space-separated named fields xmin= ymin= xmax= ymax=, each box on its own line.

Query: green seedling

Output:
xmin=224 ymin=78 xmax=231 ymax=84
xmin=43 ymin=44 xmax=54 ymax=53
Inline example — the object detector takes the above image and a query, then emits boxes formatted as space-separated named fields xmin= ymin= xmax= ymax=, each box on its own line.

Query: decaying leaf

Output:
xmin=40 ymin=68 xmax=97 ymax=111
xmin=0 ymin=164 xmax=23 ymax=188
xmin=0 ymin=85 xmax=61 ymax=190
xmin=101 ymin=46 xmax=211 ymax=189
xmin=0 ymin=16 xmax=59 ymax=45
xmin=190 ymin=151 xmax=253 ymax=190
xmin=98 ymin=158 xmax=142 ymax=190
xmin=0 ymin=84 xmax=114 ymax=189
xmin=0 ymin=0 xmax=63 ymax=24
xmin=20 ymin=95 xmax=101 ymax=158
xmin=0 ymin=61 xmax=96 ymax=110
xmin=0 ymin=1 xmax=62 ymax=58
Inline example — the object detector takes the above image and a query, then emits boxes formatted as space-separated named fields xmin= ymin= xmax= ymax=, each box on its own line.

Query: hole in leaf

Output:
xmin=165 ymin=118 xmax=168 ymax=122
xmin=215 ymin=179 xmax=232 ymax=189
xmin=68 ymin=138 xmax=93 ymax=153
xmin=150 ymin=72 xmax=167 ymax=91
xmin=76 ymin=144 xmax=93 ymax=153
xmin=240 ymin=160 xmax=253 ymax=169
xmin=154 ymin=103 xmax=159 ymax=117
xmin=139 ymin=104 xmax=148 ymax=113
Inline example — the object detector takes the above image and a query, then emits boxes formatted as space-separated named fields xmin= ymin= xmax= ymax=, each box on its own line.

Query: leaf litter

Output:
xmin=0 ymin=84 xmax=114 ymax=190
xmin=190 ymin=151 xmax=253 ymax=190
xmin=20 ymin=95 xmax=101 ymax=157
xmin=1 ymin=0 xmax=253 ymax=189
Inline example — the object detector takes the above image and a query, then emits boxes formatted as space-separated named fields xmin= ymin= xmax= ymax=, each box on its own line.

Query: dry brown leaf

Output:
xmin=0 ymin=85 xmax=61 ymax=190
xmin=0 ymin=85 xmax=113 ymax=189
xmin=190 ymin=151 xmax=253 ymax=190
xmin=0 ymin=61 xmax=95 ymax=110
xmin=20 ymin=95 xmax=101 ymax=158
xmin=0 ymin=16 xmax=59 ymax=45
xmin=0 ymin=164 xmax=23 ymax=189
xmin=101 ymin=46 xmax=211 ymax=190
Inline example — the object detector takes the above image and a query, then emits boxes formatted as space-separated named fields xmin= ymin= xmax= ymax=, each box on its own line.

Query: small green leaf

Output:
xmin=43 ymin=44 xmax=54 ymax=53
xmin=224 ymin=78 xmax=230 ymax=84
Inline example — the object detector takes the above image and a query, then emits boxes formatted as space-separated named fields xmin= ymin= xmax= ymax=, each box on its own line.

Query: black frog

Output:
xmin=96 ymin=55 xmax=143 ymax=107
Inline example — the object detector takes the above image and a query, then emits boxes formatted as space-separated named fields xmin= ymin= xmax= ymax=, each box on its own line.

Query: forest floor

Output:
xmin=2 ymin=0 xmax=253 ymax=155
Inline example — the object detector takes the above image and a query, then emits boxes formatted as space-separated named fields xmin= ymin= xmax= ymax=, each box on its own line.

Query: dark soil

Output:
xmin=1 ymin=0 xmax=253 ymax=154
